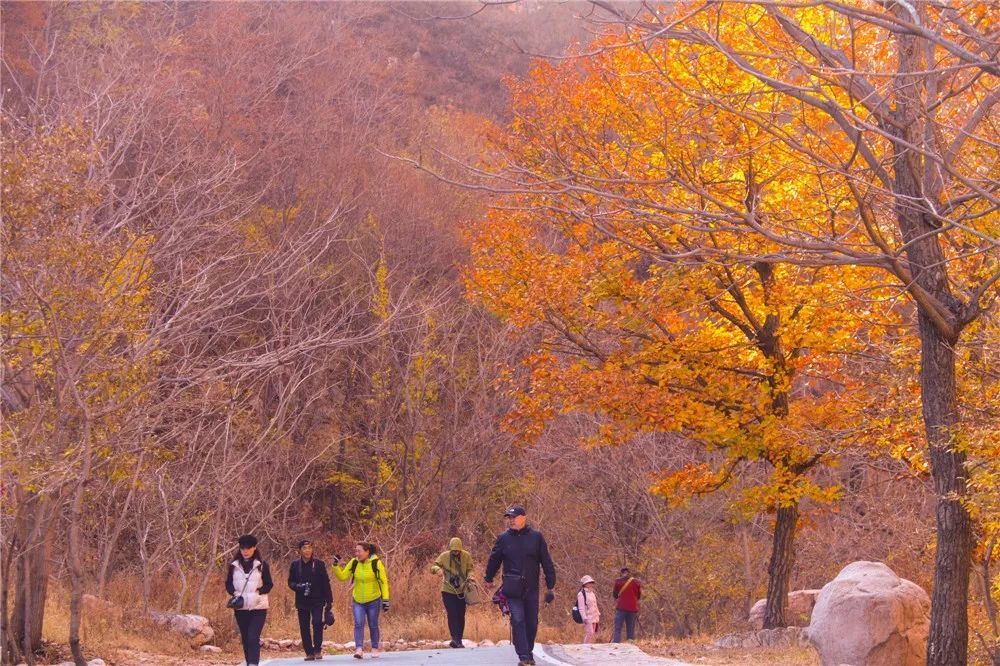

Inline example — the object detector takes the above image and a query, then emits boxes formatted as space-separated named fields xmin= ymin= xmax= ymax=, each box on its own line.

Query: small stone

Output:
xmin=279 ymin=639 xmax=294 ymax=648
xmin=480 ymin=640 xmax=495 ymax=647
xmin=88 ymin=661 xmax=107 ymax=666
xmin=462 ymin=639 xmax=476 ymax=648
xmin=497 ymin=639 xmax=511 ymax=646
xmin=344 ymin=641 xmax=356 ymax=650
xmin=199 ymin=645 xmax=222 ymax=653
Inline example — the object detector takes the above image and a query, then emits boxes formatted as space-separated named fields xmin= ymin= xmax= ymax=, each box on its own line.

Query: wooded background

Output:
xmin=1 ymin=3 xmax=997 ymax=665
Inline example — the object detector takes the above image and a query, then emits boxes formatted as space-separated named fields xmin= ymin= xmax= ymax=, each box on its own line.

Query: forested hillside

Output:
xmin=1 ymin=3 xmax=997 ymax=666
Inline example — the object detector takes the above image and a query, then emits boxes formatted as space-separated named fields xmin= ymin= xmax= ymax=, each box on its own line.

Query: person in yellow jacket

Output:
xmin=332 ymin=542 xmax=390 ymax=659
xmin=430 ymin=537 xmax=474 ymax=648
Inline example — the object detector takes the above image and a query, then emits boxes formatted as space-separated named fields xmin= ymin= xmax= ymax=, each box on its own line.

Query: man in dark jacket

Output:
xmin=287 ymin=540 xmax=334 ymax=661
xmin=484 ymin=505 xmax=556 ymax=666
xmin=612 ymin=566 xmax=641 ymax=642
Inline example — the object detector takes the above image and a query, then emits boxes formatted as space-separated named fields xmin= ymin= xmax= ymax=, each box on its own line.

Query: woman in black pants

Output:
xmin=225 ymin=534 xmax=273 ymax=666
xmin=430 ymin=537 xmax=474 ymax=648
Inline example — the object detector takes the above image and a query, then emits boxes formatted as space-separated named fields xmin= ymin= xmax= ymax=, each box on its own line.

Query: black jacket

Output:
xmin=484 ymin=525 xmax=556 ymax=591
xmin=225 ymin=556 xmax=274 ymax=595
xmin=287 ymin=557 xmax=333 ymax=608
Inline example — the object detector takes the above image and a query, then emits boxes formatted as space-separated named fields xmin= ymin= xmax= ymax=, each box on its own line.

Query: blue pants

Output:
xmin=352 ymin=600 xmax=381 ymax=649
xmin=508 ymin=592 xmax=540 ymax=660
xmin=612 ymin=609 xmax=637 ymax=642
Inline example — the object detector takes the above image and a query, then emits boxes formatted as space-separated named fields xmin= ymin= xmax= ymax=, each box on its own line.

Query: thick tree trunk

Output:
xmin=11 ymin=496 xmax=51 ymax=663
xmin=921 ymin=316 xmax=970 ymax=665
xmin=893 ymin=24 xmax=971 ymax=665
xmin=763 ymin=503 xmax=798 ymax=629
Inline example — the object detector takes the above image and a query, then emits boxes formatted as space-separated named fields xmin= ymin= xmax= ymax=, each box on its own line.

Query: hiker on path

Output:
xmin=225 ymin=534 xmax=273 ymax=666
xmin=484 ymin=504 xmax=556 ymax=666
xmin=430 ymin=537 xmax=475 ymax=648
xmin=333 ymin=542 xmax=390 ymax=660
xmin=287 ymin=539 xmax=334 ymax=661
xmin=611 ymin=567 xmax=641 ymax=642
xmin=576 ymin=575 xmax=600 ymax=644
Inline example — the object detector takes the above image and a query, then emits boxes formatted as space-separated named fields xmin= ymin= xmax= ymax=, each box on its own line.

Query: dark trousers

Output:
xmin=442 ymin=591 xmax=467 ymax=643
xmin=612 ymin=609 xmax=637 ymax=642
xmin=234 ymin=609 xmax=267 ymax=665
xmin=298 ymin=606 xmax=324 ymax=655
xmin=508 ymin=591 xmax=540 ymax=660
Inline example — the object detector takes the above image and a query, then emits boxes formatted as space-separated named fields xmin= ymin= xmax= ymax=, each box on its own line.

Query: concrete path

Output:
xmin=262 ymin=643 xmax=690 ymax=665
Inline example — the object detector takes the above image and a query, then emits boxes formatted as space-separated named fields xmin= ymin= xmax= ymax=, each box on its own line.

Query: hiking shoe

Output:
xmin=449 ymin=640 xmax=460 ymax=648
xmin=314 ymin=653 xmax=324 ymax=661
xmin=354 ymin=651 xmax=363 ymax=659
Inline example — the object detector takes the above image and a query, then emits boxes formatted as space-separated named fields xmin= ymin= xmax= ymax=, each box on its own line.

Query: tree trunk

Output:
xmin=11 ymin=495 xmax=52 ymax=663
xmin=2 ymin=524 xmax=22 ymax=665
xmin=763 ymin=503 xmax=798 ymax=629
xmin=921 ymin=315 xmax=970 ymax=665
xmin=68 ymin=421 xmax=94 ymax=666
xmin=892 ymin=24 xmax=971 ymax=665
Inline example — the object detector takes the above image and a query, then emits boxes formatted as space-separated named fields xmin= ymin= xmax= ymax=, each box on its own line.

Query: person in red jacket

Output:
xmin=611 ymin=567 xmax=641 ymax=642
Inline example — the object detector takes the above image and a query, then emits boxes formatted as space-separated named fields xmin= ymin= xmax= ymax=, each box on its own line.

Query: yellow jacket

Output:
xmin=333 ymin=556 xmax=390 ymax=604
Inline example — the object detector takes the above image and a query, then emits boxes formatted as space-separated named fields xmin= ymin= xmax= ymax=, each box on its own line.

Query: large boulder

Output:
xmin=748 ymin=589 xmax=821 ymax=629
xmin=147 ymin=611 xmax=215 ymax=648
xmin=82 ymin=594 xmax=123 ymax=625
xmin=807 ymin=561 xmax=929 ymax=666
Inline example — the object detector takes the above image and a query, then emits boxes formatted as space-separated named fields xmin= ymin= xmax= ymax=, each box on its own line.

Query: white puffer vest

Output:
xmin=231 ymin=559 xmax=269 ymax=611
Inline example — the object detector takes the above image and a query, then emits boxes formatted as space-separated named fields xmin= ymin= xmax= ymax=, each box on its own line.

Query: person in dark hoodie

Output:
xmin=484 ymin=505 xmax=556 ymax=666
xmin=225 ymin=534 xmax=273 ymax=666
xmin=288 ymin=539 xmax=334 ymax=661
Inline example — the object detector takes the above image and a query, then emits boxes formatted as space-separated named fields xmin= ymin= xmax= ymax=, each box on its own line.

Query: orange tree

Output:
xmin=467 ymin=2 xmax=998 ymax=661
xmin=465 ymin=46 xmax=908 ymax=628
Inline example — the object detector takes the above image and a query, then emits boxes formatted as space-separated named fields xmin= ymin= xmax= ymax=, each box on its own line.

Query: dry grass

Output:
xmin=641 ymin=637 xmax=821 ymax=665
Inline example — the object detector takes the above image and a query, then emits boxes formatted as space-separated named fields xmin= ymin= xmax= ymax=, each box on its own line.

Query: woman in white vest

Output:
xmin=225 ymin=534 xmax=274 ymax=666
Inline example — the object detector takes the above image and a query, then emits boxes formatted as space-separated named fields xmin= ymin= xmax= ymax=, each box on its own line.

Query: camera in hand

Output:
xmin=226 ymin=594 xmax=244 ymax=609
xmin=302 ymin=582 xmax=312 ymax=597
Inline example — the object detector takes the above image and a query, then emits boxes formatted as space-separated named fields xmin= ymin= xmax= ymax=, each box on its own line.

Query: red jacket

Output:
xmin=613 ymin=576 xmax=641 ymax=612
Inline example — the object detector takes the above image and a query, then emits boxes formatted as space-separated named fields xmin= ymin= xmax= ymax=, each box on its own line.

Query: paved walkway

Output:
xmin=262 ymin=643 xmax=690 ymax=665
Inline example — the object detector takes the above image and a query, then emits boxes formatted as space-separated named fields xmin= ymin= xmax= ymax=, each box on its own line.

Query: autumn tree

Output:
xmin=464 ymin=40 xmax=910 ymax=626
xmin=463 ymin=1 xmax=999 ymax=661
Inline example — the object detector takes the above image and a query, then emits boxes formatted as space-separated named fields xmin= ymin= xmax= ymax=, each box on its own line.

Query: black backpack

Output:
xmin=571 ymin=586 xmax=587 ymax=624
xmin=349 ymin=556 xmax=384 ymax=597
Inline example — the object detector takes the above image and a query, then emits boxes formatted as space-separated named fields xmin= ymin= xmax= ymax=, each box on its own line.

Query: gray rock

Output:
xmin=199 ymin=645 xmax=222 ymax=653
xmin=147 ymin=611 xmax=215 ymax=648
xmin=713 ymin=627 xmax=808 ymax=650
xmin=748 ymin=589 xmax=821 ymax=629
xmin=807 ymin=561 xmax=929 ymax=666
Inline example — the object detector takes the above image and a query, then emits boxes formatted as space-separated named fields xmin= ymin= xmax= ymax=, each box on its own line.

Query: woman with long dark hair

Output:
xmin=225 ymin=534 xmax=273 ymax=666
xmin=333 ymin=542 xmax=390 ymax=659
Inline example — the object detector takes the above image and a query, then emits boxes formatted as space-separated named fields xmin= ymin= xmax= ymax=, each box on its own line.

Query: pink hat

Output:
xmin=580 ymin=575 xmax=596 ymax=585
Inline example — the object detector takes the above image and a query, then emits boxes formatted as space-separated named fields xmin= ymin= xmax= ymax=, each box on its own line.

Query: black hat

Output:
xmin=504 ymin=504 xmax=527 ymax=518
xmin=238 ymin=534 xmax=258 ymax=548
xmin=297 ymin=539 xmax=313 ymax=550
xmin=620 ymin=567 xmax=630 ymax=575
